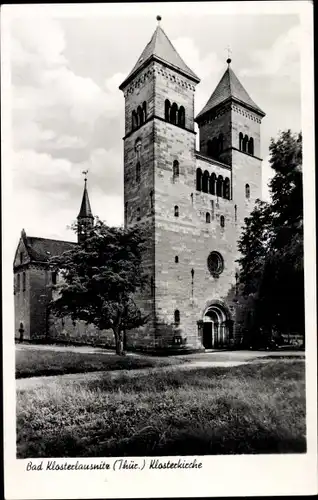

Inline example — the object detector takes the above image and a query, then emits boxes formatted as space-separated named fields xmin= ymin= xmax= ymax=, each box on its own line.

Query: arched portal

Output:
xmin=202 ymin=302 xmax=233 ymax=349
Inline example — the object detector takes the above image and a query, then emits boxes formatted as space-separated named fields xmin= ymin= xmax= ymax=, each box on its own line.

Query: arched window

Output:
xmin=51 ymin=271 xmax=57 ymax=285
xmin=206 ymin=212 xmax=211 ymax=223
xmin=137 ymin=106 xmax=143 ymax=126
xmin=243 ymin=134 xmax=248 ymax=152
xmin=136 ymin=162 xmax=141 ymax=182
xmin=17 ymin=273 xmax=20 ymax=292
xmin=220 ymin=215 xmax=225 ymax=228
xmin=239 ymin=132 xmax=243 ymax=151
xmin=216 ymin=175 xmax=223 ymax=197
xmin=207 ymin=140 xmax=213 ymax=157
xmin=219 ymin=134 xmax=224 ymax=153
xmin=248 ymin=137 xmax=254 ymax=155
xmin=174 ymin=309 xmax=180 ymax=325
xmin=174 ymin=205 xmax=179 ymax=217
xmin=196 ymin=168 xmax=202 ymax=191
xmin=234 ymin=204 xmax=237 ymax=222
xmin=165 ymin=99 xmax=171 ymax=121
xmin=178 ymin=106 xmax=185 ymax=127
xmin=142 ymin=101 xmax=147 ymax=122
xmin=223 ymin=177 xmax=230 ymax=199
xmin=245 ymin=184 xmax=250 ymax=199
xmin=22 ymin=272 xmax=26 ymax=291
xmin=135 ymin=138 xmax=142 ymax=159
xmin=173 ymin=160 xmax=179 ymax=180
xmin=170 ymin=103 xmax=178 ymax=124
xmin=132 ymin=111 xmax=138 ymax=130
xmin=209 ymin=173 xmax=216 ymax=195
xmin=137 ymin=207 xmax=141 ymax=221
xmin=211 ymin=137 xmax=219 ymax=158
xmin=175 ymin=255 xmax=179 ymax=263
xmin=202 ymin=170 xmax=209 ymax=193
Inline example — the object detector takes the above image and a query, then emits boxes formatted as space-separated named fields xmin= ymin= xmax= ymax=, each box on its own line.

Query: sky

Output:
xmin=7 ymin=3 xmax=302 ymax=244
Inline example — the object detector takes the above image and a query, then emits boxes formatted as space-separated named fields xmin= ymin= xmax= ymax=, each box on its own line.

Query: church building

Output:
xmin=14 ymin=19 xmax=265 ymax=351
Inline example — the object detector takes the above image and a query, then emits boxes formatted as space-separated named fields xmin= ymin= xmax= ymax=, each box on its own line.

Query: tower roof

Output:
xmin=196 ymin=64 xmax=265 ymax=120
xmin=119 ymin=24 xmax=200 ymax=90
xmin=77 ymin=180 xmax=93 ymax=219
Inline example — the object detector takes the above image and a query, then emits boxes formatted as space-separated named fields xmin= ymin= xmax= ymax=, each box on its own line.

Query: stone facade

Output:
xmin=119 ymin=26 xmax=265 ymax=352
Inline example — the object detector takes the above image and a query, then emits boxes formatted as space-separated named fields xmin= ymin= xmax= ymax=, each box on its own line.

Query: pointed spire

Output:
xmin=77 ymin=171 xmax=93 ymax=220
xmin=196 ymin=62 xmax=265 ymax=121
xmin=119 ymin=18 xmax=200 ymax=90
xmin=77 ymin=172 xmax=94 ymax=244
xmin=226 ymin=44 xmax=232 ymax=66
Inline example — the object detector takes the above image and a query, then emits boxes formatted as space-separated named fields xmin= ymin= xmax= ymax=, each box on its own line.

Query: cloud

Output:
xmin=11 ymin=17 xmax=125 ymax=160
xmin=12 ymin=147 xmax=124 ymax=242
xmin=240 ymin=25 xmax=300 ymax=84
xmin=10 ymin=15 xmax=125 ymax=243
xmin=173 ymin=37 xmax=223 ymax=81
xmin=172 ymin=36 xmax=224 ymax=122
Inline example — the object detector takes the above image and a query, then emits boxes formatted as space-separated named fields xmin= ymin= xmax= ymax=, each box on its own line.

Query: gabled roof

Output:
xmin=196 ymin=64 xmax=265 ymax=120
xmin=119 ymin=25 xmax=200 ymax=89
xmin=77 ymin=183 xmax=93 ymax=219
xmin=25 ymin=237 xmax=77 ymax=262
xmin=14 ymin=230 xmax=77 ymax=266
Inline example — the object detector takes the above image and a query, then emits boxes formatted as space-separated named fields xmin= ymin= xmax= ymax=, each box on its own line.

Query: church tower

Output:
xmin=77 ymin=173 xmax=94 ymax=244
xmin=195 ymin=57 xmax=266 ymax=220
xmin=119 ymin=16 xmax=200 ymax=350
xmin=119 ymin=19 xmax=265 ymax=351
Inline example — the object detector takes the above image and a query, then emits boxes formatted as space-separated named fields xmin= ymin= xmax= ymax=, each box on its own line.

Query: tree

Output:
xmin=237 ymin=130 xmax=304 ymax=342
xmin=50 ymin=219 xmax=149 ymax=355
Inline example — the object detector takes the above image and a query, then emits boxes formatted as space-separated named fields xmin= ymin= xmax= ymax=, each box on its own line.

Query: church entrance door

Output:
xmin=203 ymin=303 xmax=231 ymax=349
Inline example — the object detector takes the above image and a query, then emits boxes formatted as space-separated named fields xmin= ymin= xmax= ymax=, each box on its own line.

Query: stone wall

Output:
xmin=154 ymin=145 xmax=239 ymax=349
xmin=122 ymin=65 xmax=157 ymax=348
xmin=198 ymin=103 xmax=232 ymax=166
xmin=48 ymin=315 xmax=115 ymax=347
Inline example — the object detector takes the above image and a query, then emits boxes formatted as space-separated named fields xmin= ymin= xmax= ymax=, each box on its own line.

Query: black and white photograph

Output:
xmin=2 ymin=1 xmax=316 ymax=498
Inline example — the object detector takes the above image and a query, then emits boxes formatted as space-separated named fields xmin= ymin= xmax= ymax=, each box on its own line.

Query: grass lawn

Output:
xmin=17 ymin=359 xmax=306 ymax=457
xmin=15 ymin=348 xmax=187 ymax=378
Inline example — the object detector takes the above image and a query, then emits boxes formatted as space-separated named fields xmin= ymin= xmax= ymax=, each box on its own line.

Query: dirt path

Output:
xmin=15 ymin=344 xmax=304 ymax=392
xmin=16 ymin=359 xmax=252 ymax=391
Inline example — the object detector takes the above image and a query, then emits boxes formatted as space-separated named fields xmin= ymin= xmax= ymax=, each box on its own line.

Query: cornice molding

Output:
xmin=123 ymin=115 xmax=196 ymax=140
xmin=120 ymin=57 xmax=199 ymax=93
xmin=195 ymin=151 xmax=232 ymax=171
xmin=195 ymin=97 xmax=264 ymax=125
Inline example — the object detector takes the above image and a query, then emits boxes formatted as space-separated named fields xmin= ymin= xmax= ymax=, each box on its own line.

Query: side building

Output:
xmin=13 ymin=181 xmax=113 ymax=346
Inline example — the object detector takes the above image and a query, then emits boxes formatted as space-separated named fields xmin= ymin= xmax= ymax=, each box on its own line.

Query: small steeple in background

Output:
xmin=77 ymin=170 xmax=94 ymax=244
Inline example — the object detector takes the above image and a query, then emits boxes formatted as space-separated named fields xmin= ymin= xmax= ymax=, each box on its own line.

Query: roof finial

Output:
xmin=82 ymin=169 xmax=88 ymax=185
xmin=226 ymin=45 xmax=232 ymax=66
xmin=156 ymin=15 xmax=162 ymax=25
